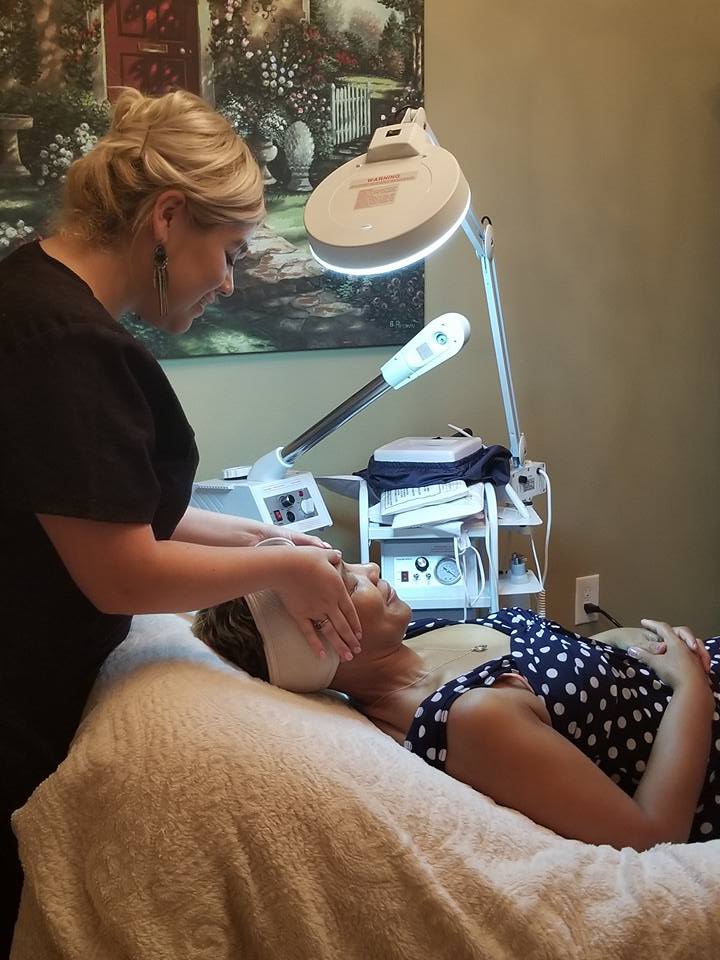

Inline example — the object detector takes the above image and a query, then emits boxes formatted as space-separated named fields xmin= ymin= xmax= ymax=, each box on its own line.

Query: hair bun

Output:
xmin=110 ymin=87 xmax=145 ymax=134
xmin=55 ymin=87 xmax=265 ymax=245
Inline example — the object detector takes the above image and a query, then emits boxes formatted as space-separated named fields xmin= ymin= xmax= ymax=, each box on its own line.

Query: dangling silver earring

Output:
xmin=153 ymin=243 xmax=169 ymax=317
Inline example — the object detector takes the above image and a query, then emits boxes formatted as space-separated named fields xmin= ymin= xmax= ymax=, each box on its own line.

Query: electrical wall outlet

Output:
xmin=574 ymin=574 xmax=599 ymax=624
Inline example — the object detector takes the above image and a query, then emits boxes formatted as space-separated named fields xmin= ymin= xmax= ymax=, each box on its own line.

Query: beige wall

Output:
xmin=163 ymin=0 xmax=720 ymax=635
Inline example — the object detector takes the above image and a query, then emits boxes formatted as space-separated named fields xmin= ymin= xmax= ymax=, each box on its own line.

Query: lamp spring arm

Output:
xmin=460 ymin=212 xmax=522 ymax=463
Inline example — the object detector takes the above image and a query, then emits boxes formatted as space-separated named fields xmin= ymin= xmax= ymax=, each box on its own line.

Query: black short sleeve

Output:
xmin=0 ymin=241 xmax=198 ymax=532
xmin=1 ymin=322 xmax=165 ymax=521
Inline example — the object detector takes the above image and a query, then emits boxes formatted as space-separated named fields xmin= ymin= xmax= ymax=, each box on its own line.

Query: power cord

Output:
xmin=583 ymin=602 xmax=623 ymax=628
xmin=529 ymin=466 xmax=552 ymax=617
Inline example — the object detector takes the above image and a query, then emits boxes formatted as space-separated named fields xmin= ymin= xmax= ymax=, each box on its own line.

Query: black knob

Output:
xmin=280 ymin=494 xmax=296 ymax=508
xmin=286 ymin=510 xmax=295 ymax=523
xmin=415 ymin=556 xmax=429 ymax=572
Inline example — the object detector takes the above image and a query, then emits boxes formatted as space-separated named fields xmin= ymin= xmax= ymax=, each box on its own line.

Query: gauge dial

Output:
xmin=435 ymin=557 xmax=461 ymax=585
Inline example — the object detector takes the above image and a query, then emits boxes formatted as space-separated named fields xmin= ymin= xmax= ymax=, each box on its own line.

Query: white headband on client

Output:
xmin=244 ymin=537 xmax=341 ymax=693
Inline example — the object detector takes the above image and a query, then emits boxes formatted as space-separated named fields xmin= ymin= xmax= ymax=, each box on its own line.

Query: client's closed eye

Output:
xmin=340 ymin=563 xmax=358 ymax=594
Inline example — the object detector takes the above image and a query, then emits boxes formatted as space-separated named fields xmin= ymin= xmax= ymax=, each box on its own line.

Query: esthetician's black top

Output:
xmin=0 ymin=240 xmax=199 ymax=817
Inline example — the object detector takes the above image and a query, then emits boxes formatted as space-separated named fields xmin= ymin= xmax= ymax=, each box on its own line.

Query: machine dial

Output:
xmin=415 ymin=556 xmax=429 ymax=572
xmin=435 ymin=557 xmax=461 ymax=585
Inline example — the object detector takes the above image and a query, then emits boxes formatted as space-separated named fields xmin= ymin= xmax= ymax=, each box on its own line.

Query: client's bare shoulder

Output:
xmin=368 ymin=624 xmax=518 ymax=745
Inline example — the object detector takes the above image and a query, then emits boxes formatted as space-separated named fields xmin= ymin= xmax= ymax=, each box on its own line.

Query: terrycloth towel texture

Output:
xmin=10 ymin=614 xmax=720 ymax=960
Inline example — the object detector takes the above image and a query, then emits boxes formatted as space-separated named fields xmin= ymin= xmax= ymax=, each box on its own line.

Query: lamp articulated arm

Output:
xmin=461 ymin=211 xmax=523 ymax=464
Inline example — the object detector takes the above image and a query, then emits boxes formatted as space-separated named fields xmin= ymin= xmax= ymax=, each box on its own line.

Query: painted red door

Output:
xmin=103 ymin=0 xmax=200 ymax=98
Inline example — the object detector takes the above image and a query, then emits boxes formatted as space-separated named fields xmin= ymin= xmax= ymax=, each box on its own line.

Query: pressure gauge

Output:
xmin=435 ymin=557 xmax=461 ymax=585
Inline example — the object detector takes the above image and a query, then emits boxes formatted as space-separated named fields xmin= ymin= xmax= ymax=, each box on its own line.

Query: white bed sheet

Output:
xmin=10 ymin=613 xmax=720 ymax=960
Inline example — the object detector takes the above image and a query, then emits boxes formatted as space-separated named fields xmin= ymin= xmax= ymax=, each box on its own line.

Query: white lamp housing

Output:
xmin=304 ymin=115 xmax=470 ymax=275
xmin=304 ymin=107 xmax=524 ymax=464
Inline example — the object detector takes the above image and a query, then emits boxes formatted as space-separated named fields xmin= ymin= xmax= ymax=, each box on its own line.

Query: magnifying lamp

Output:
xmin=191 ymin=108 xmax=537 ymax=533
xmin=304 ymin=106 xmax=524 ymax=466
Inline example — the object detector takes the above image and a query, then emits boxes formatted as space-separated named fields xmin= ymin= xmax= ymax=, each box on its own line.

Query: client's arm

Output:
xmin=445 ymin=623 xmax=714 ymax=850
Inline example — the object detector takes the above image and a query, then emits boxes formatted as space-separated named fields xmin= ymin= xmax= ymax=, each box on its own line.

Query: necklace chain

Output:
xmin=367 ymin=644 xmax=488 ymax=709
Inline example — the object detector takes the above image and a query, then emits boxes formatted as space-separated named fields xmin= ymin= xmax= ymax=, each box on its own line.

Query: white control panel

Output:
xmin=191 ymin=472 xmax=332 ymax=533
xmin=380 ymin=539 xmax=468 ymax=609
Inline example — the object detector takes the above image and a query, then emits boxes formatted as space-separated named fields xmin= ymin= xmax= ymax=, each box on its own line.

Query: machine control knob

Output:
xmin=286 ymin=510 xmax=295 ymax=523
xmin=280 ymin=494 xmax=296 ymax=508
xmin=415 ymin=556 xmax=429 ymax=572
xmin=300 ymin=498 xmax=315 ymax=515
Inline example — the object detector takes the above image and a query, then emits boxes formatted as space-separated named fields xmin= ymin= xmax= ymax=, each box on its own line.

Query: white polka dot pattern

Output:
xmin=403 ymin=608 xmax=720 ymax=841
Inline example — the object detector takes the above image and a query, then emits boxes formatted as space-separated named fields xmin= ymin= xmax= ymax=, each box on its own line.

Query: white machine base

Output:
xmin=380 ymin=537 xmax=542 ymax=617
xmin=191 ymin=472 xmax=332 ymax=534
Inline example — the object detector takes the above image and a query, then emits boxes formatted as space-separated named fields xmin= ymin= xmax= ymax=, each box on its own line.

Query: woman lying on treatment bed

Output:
xmin=192 ymin=543 xmax=720 ymax=851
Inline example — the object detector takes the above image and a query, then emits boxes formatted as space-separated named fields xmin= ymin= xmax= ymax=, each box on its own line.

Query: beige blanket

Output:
xmin=10 ymin=614 xmax=720 ymax=959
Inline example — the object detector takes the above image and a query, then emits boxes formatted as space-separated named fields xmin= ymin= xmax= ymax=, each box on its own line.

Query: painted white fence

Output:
xmin=330 ymin=81 xmax=372 ymax=145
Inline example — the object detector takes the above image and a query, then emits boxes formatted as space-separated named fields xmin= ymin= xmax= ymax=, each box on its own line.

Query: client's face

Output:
xmin=338 ymin=562 xmax=412 ymax=650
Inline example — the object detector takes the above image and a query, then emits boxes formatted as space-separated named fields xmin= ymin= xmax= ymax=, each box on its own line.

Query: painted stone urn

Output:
xmin=248 ymin=133 xmax=278 ymax=186
xmin=284 ymin=120 xmax=315 ymax=192
xmin=0 ymin=114 xmax=34 ymax=180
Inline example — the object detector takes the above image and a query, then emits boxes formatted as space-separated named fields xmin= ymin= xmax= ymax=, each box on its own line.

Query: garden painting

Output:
xmin=0 ymin=0 xmax=424 ymax=358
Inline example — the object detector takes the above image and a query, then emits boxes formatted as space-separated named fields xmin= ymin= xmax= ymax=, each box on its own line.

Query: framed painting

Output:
xmin=0 ymin=0 xmax=424 ymax=358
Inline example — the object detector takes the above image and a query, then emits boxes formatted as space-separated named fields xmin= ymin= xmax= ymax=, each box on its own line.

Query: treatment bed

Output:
xmin=10 ymin=613 xmax=720 ymax=959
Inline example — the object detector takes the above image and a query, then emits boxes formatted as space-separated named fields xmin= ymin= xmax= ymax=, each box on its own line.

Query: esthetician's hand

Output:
xmin=274 ymin=546 xmax=363 ymax=662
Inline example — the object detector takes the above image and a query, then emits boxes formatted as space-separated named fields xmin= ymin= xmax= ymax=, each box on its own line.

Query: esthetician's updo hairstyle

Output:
xmin=193 ymin=597 xmax=270 ymax=682
xmin=56 ymin=87 xmax=265 ymax=245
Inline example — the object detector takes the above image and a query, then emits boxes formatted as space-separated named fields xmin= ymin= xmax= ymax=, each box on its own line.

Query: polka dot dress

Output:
xmin=404 ymin=607 xmax=720 ymax=842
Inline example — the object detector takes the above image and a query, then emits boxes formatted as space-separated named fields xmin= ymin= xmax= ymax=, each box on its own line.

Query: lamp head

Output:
xmin=304 ymin=120 xmax=470 ymax=276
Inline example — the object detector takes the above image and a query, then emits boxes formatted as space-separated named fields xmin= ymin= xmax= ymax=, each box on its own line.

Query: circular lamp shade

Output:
xmin=304 ymin=144 xmax=470 ymax=275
